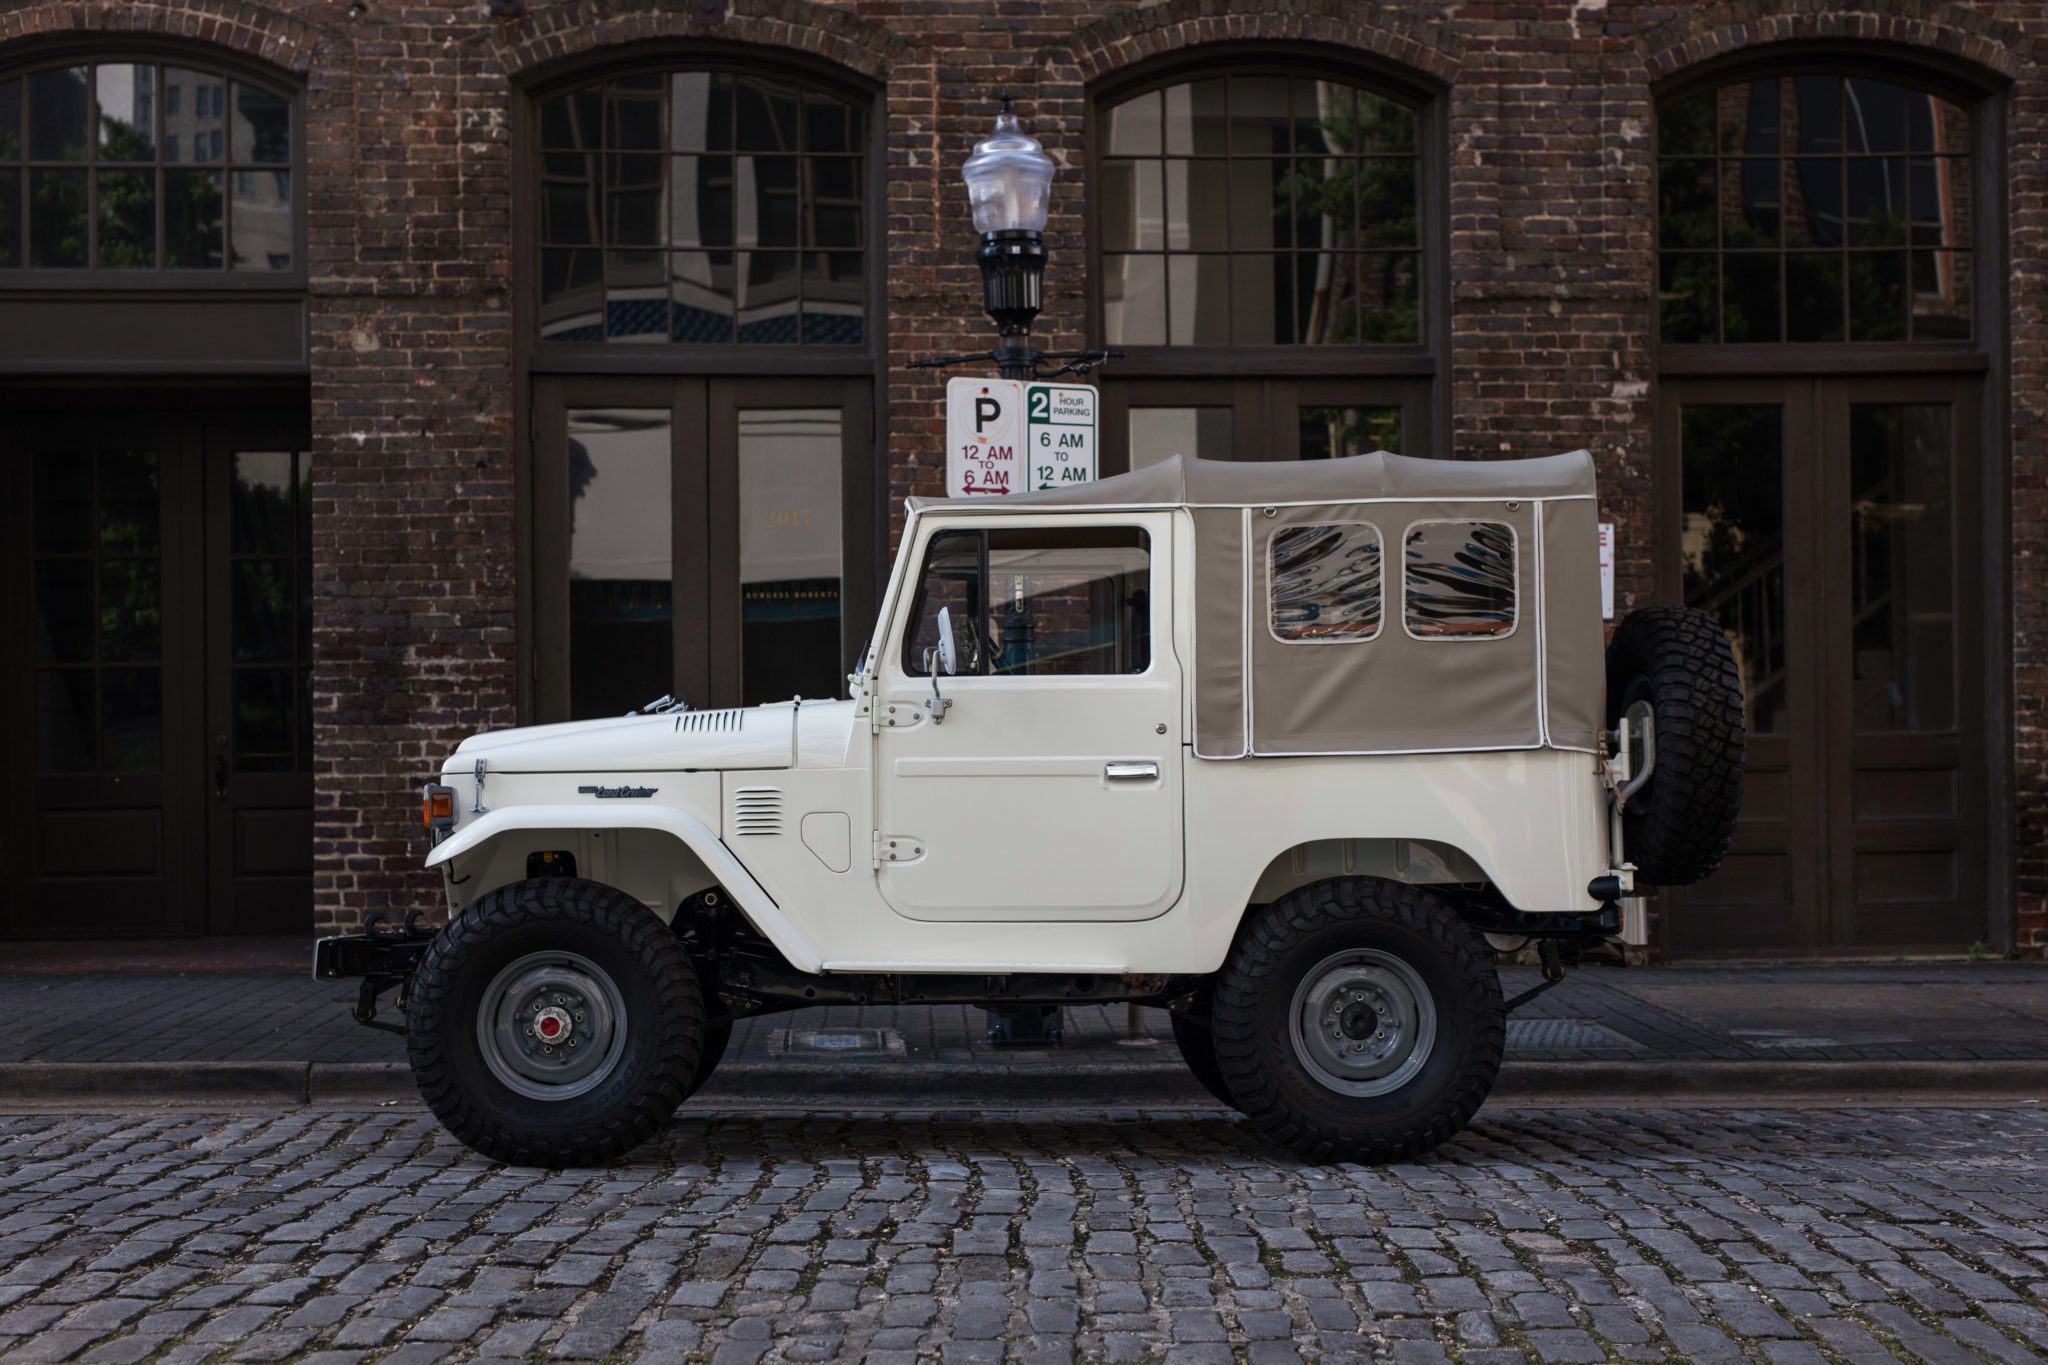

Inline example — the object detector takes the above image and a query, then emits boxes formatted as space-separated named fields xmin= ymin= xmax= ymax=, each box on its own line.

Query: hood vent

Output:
xmin=732 ymin=786 xmax=783 ymax=837
xmin=676 ymin=709 xmax=743 ymax=733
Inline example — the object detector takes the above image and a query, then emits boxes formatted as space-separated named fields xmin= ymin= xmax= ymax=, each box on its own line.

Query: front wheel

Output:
xmin=1211 ymin=878 xmax=1502 ymax=1163
xmin=407 ymin=878 xmax=704 ymax=1166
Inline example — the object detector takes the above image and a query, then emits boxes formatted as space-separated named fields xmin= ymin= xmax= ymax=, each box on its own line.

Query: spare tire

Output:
xmin=1605 ymin=606 xmax=1745 ymax=887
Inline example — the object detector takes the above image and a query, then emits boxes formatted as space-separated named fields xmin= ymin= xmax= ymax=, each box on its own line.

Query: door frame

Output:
xmin=1653 ymin=374 xmax=1996 ymax=955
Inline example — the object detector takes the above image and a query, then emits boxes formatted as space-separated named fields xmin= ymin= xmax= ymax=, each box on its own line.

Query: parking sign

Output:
xmin=946 ymin=377 xmax=1097 ymax=497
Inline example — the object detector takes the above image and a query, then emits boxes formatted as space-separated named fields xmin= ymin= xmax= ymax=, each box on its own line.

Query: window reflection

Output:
xmin=737 ymin=409 xmax=843 ymax=703
xmin=567 ymin=409 xmax=673 ymax=720
xmin=1849 ymin=405 xmax=1954 ymax=733
xmin=1681 ymin=405 xmax=1787 ymax=733
xmin=1130 ymin=407 xmax=1231 ymax=468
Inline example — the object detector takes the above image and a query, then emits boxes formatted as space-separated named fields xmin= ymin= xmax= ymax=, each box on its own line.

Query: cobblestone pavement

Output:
xmin=1 ymin=1106 xmax=2044 ymax=1363
xmin=10 ymin=963 xmax=2047 ymax=1066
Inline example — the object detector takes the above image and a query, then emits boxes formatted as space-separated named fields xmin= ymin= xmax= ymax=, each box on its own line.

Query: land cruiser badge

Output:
xmin=578 ymin=784 xmax=658 ymax=798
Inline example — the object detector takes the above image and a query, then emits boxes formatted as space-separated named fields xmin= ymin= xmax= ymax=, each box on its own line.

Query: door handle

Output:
xmin=1105 ymin=761 xmax=1159 ymax=782
xmin=214 ymin=752 xmax=228 ymax=800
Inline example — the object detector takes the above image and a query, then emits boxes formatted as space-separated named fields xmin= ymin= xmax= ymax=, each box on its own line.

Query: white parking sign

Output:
xmin=946 ymin=377 xmax=1097 ymax=497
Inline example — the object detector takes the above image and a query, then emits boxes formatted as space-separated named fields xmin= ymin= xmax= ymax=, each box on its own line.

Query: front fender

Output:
xmin=425 ymin=804 xmax=822 ymax=974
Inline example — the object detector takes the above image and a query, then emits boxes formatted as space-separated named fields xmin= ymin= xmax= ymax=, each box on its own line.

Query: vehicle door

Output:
xmin=873 ymin=513 xmax=1184 ymax=921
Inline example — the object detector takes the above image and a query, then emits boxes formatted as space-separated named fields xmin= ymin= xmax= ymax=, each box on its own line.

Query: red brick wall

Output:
xmin=9 ymin=0 xmax=2041 ymax=953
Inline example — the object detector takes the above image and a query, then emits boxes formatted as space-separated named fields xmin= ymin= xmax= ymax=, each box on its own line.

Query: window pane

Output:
xmin=1227 ymin=158 xmax=1284 ymax=249
xmin=230 ymin=168 xmax=291 ymax=270
xmin=231 ymin=83 xmax=291 ymax=164
xmin=1103 ymin=253 xmax=1164 ymax=345
xmin=1910 ymin=155 xmax=1968 ymax=249
xmin=736 ymin=248 xmax=799 ymax=342
xmin=33 ymin=450 xmax=93 ymax=553
xmin=1911 ymin=249 xmax=1971 ymax=340
xmin=1290 ymin=157 xmax=1357 ymax=252
xmin=1849 ymin=404 xmax=1954 ymax=731
xmin=1719 ymin=80 xmax=1779 ymax=155
xmin=98 ymin=450 xmax=160 ymax=554
xmin=606 ymin=152 xmax=664 ymax=246
xmin=1292 ymin=80 xmax=1350 ymax=157
xmin=1105 ymin=89 xmax=1161 ymax=156
xmin=1300 ymin=406 xmax=1399 ymax=459
xmin=96 ymin=64 xmax=155 ymax=161
xmin=1787 ymin=156 xmax=1842 ymax=247
xmin=1786 ymin=251 xmax=1844 ymax=341
xmin=1130 ymin=407 xmax=1230 ymax=468
xmin=1231 ymin=254 xmax=1289 ymax=344
xmin=566 ymin=408 xmax=672 ymax=721
xmin=805 ymin=156 xmax=860 ymax=247
xmin=738 ymin=408 xmax=843 ymax=703
xmin=1659 ymin=159 xmax=1715 ymax=248
xmin=605 ymin=249 xmax=669 ymax=342
xmin=1167 ymin=254 xmax=1230 ymax=345
xmin=1358 ymin=158 xmax=1415 ymax=248
xmin=607 ymin=76 xmax=663 ymax=151
xmin=541 ymin=152 xmax=598 ymax=245
xmin=803 ymin=91 xmax=861 ymax=154
xmin=1909 ymin=90 xmax=1969 ymax=155
xmin=28 ymin=67 xmax=88 ymax=161
xmin=670 ymin=249 xmax=734 ymax=342
xmin=1357 ymin=253 xmax=1419 ymax=343
xmin=231 ymin=450 xmax=296 ymax=554
xmin=735 ymin=77 xmax=799 ymax=153
xmin=1848 ymin=251 xmax=1907 ymax=341
xmin=1845 ymin=79 xmax=1906 ymax=155
xmin=1403 ymin=521 xmax=1516 ymax=639
xmin=669 ymin=73 xmax=717 ymax=154
xmin=744 ymin=155 xmax=798 ymax=247
xmin=985 ymin=527 xmax=1151 ymax=676
xmin=1722 ymin=252 xmax=1781 ymax=343
xmin=97 ymin=169 xmax=155 ymax=267
xmin=164 ymin=69 xmax=224 ymax=163
xmin=1723 ymin=159 xmax=1779 ymax=247
xmin=539 ymin=88 xmax=600 ymax=152
xmin=1847 ymin=157 xmax=1907 ymax=245
xmin=800 ymin=250 xmax=862 ymax=344
xmin=1681 ymin=404 xmax=1787 ymax=733
xmin=540 ymin=247 xmax=603 ymax=341
xmin=35 ymin=560 xmax=93 ymax=663
xmin=29 ymin=168 xmax=86 ymax=268
xmin=1166 ymin=159 xmax=1228 ymax=250
xmin=101 ymin=666 xmax=161 ymax=772
xmin=673 ymin=153 xmax=733 ymax=249
xmin=1099 ymin=158 xmax=1161 ymax=251
xmin=1271 ymin=523 xmax=1382 ymax=642
xmin=1229 ymin=77 xmax=1290 ymax=155
xmin=0 ymin=79 xmax=19 ymax=159
xmin=1357 ymin=91 xmax=1417 ymax=155
xmin=1791 ymin=76 xmax=1843 ymax=154
xmin=164 ymin=168 xmax=223 ymax=267
xmin=232 ymin=668 xmax=292 ymax=770
xmin=1162 ymin=78 xmax=1226 ymax=155
xmin=903 ymin=531 xmax=981 ymax=676
xmin=1659 ymin=92 xmax=1713 ymax=155
xmin=0 ymin=170 xmax=17 ymax=268
xmin=99 ymin=560 xmax=162 ymax=663
xmin=35 ymin=670 xmax=94 ymax=773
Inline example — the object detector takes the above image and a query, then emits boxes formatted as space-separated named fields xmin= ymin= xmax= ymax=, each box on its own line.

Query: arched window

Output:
xmin=0 ymin=56 xmax=297 ymax=275
xmin=1658 ymin=73 xmax=1972 ymax=344
xmin=1096 ymin=70 xmax=1423 ymax=349
xmin=533 ymin=67 xmax=871 ymax=346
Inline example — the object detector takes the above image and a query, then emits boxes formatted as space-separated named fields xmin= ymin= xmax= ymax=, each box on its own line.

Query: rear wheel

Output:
xmin=407 ymin=878 xmax=703 ymax=1166
xmin=1211 ymin=878 xmax=1502 ymax=1163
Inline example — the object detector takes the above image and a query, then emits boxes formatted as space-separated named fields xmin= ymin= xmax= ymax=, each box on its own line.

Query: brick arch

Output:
xmin=487 ymin=0 xmax=912 ymax=87
xmin=1635 ymin=0 xmax=2026 ymax=88
xmin=0 ymin=0 xmax=321 ymax=77
xmin=1069 ymin=0 xmax=1462 ymax=91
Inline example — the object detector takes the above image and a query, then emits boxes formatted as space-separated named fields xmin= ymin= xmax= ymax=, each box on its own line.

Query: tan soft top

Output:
xmin=910 ymin=449 xmax=1606 ymax=760
xmin=906 ymin=449 xmax=1597 ymax=513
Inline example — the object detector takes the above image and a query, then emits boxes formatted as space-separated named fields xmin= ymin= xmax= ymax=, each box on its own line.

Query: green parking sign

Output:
xmin=1024 ymin=383 xmax=1097 ymax=490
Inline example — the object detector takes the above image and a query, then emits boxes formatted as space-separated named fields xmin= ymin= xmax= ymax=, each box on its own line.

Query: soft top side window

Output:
xmin=1401 ymin=519 xmax=1517 ymax=639
xmin=1269 ymin=523 xmax=1383 ymax=643
xmin=903 ymin=526 xmax=1152 ymax=677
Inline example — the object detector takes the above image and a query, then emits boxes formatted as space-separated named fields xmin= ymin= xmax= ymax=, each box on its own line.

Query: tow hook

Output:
xmin=1503 ymin=938 xmax=1567 ymax=1013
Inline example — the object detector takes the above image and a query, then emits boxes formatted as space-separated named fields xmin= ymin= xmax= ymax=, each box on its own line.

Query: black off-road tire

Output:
xmin=1211 ymin=879 xmax=1503 ymax=1164
xmin=1605 ymin=606 xmax=1746 ymax=887
xmin=1169 ymin=995 xmax=1240 ymax=1111
xmin=407 ymin=878 xmax=703 ymax=1166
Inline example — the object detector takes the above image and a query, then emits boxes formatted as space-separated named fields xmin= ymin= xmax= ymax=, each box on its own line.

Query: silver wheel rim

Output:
xmin=477 ymin=950 xmax=629 ymax=1102
xmin=1288 ymin=948 xmax=1437 ymax=1097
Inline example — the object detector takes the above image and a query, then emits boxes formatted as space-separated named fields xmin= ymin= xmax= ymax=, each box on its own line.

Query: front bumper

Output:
xmin=313 ymin=919 xmax=439 ymax=1034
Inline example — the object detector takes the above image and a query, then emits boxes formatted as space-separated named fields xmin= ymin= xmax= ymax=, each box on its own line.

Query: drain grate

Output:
xmin=769 ymin=1027 xmax=906 ymax=1057
xmin=1507 ymin=1017 xmax=1642 ymax=1051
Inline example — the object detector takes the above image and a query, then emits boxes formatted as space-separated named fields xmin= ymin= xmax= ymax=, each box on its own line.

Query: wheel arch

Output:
xmin=1243 ymin=837 xmax=1496 ymax=919
xmin=426 ymin=805 xmax=823 ymax=972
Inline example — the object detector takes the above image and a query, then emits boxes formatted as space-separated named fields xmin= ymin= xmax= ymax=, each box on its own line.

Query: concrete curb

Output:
xmin=3 ymin=1057 xmax=2046 ymax=1107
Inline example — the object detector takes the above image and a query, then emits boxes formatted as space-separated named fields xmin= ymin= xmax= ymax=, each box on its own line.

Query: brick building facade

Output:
xmin=0 ymin=0 xmax=2038 ymax=957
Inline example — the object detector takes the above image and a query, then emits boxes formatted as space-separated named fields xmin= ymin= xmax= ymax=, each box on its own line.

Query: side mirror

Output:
xmin=936 ymin=606 xmax=960 ymax=677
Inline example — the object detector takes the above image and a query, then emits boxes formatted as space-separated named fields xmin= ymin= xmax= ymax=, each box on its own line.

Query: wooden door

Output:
xmin=1656 ymin=376 xmax=1985 ymax=954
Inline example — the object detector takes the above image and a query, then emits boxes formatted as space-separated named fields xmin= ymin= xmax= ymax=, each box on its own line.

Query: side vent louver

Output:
xmin=732 ymin=786 xmax=783 ymax=837
xmin=676 ymin=709 xmax=743 ymax=733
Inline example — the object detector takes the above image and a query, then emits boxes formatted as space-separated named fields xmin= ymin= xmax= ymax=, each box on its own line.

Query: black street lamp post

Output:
xmin=909 ymin=96 xmax=1121 ymax=383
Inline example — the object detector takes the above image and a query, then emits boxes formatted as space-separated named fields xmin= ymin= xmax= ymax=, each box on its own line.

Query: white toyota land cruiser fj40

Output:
xmin=318 ymin=449 xmax=1744 ymax=1166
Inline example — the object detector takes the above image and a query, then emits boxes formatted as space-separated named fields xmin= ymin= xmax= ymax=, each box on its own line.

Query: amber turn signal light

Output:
xmin=421 ymin=784 xmax=457 ymax=832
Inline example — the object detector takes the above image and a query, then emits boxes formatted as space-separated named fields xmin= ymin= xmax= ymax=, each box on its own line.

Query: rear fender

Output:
xmin=425 ymin=804 xmax=822 ymax=973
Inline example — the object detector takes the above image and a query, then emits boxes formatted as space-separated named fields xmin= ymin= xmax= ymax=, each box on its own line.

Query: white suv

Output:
xmin=317 ymin=449 xmax=1744 ymax=1166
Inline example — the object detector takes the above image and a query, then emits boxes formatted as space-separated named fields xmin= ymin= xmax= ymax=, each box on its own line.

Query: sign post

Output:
xmin=947 ymin=376 xmax=1096 ymax=496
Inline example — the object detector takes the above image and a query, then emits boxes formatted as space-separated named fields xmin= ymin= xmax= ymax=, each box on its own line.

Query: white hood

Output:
xmin=448 ymin=704 xmax=797 ymax=774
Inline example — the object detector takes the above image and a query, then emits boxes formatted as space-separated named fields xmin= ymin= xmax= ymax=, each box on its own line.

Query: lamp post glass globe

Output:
xmin=962 ymin=97 xmax=1054 ymax=235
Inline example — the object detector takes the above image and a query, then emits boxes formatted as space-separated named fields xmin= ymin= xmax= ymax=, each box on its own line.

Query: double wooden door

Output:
xmin=531 ymin=376 xmax=876 ymax=721
xmin=2 ymin=414 xmax=314 ymax=937
xmin=1655 ymin=376 xmax=1986 ymax=954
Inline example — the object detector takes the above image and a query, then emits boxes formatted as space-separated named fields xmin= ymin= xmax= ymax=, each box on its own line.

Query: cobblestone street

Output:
xmin=1 ymin=1106 xmax=2044 ymax=1363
